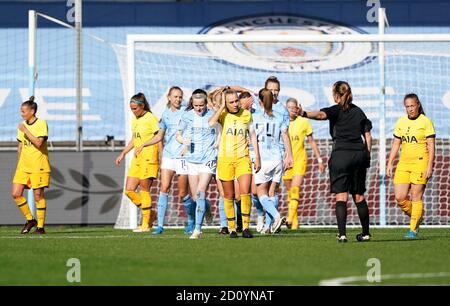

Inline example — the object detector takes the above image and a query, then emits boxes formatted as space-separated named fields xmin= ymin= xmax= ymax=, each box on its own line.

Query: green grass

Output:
xmin=0 ymin=226 xmax=449 ymax=285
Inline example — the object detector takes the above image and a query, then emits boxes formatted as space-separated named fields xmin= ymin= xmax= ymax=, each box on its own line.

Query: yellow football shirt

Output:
xmin=393 ymin=114 xmax=435 ymax=162
xmin=17 ymin=118 xmax=50 ymax=173
xmin=289 ymin=117 xmax=313 ymax=161
xmin=132 ymin=111 xmax=160 ymax=163
xmin=218 ymin=108 xmax=253 ymax=161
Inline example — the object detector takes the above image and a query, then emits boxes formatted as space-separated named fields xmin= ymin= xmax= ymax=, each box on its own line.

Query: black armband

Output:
xmin=301 ymin=111 xmax=308 ymax=118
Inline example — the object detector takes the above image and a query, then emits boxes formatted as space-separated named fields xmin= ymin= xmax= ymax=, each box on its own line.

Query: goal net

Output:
xmin=114 ymin=35 xmax=450 ymax=229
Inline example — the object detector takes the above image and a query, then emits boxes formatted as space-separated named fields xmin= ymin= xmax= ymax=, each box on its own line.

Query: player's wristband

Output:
xmin=301 ymin=111 xmax=308 ymax=118
xmin=317 ymin=158 xmax=323 ymax=163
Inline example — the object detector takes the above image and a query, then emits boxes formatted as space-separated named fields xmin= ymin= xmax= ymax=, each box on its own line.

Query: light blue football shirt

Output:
xmin=273 ymin=101 xmax=290 ymax=155
xmin=252 ymin=100 xmax=290 ymax=157
xmin=178 ymin=109 xmax=218 ymax=164
xmin=160 ymin=107 xmax=184 ymax=159
xmin=252 ymin=107 xmax=287 ymax=162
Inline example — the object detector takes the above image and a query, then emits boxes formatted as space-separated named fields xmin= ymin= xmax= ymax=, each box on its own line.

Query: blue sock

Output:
xmin=260 ymin=195 xmax=279 ymax=226
xmin=272 ymin=195 xmax=280 ymax=210
xmin=265 ymin=195 xmax=280 ymax=228
xmin=264 ymin=211 xmax=271 ymax=228
xmin=252 ymin=194 xmax=264 ymax=217
xmin=264 ymin=199 xmax=272 ymax=229
xmin=195 ymin=192 xmax=206 ymax=231
xmin=157 ymin=192 xmax=168 ymax=228
xmin=218 ymin=197 xmax=227 ymax=228
xmin=183 ymin=194 xmax=195 ymax=224
xmin=191 ymin=197 xmax=197 ymax=221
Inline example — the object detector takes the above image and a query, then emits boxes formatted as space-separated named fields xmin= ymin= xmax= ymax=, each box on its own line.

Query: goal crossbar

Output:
xmin=127 ymin=34 xmax=450 ymax=44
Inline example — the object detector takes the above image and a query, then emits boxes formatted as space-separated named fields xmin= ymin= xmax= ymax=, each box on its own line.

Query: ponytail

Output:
xmin=21 ymin=96 xmax=38 ymax=115
xmin=332 ymin=81 xmax=353 ymax=111
xmin=258 ymin=88 xmax=274 ymax=117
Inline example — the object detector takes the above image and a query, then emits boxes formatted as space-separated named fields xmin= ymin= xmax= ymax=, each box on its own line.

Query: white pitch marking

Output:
xmin=319 ymin=272 xmax=450 ymax=286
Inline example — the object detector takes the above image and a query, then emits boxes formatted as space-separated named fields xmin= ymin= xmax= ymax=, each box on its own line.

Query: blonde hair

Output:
xmin=166 ymin=86 xmax=183 ymax=108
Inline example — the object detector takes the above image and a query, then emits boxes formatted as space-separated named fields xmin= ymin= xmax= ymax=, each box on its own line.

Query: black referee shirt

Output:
xmin=320 ymin=104 xmax=372 ymax=151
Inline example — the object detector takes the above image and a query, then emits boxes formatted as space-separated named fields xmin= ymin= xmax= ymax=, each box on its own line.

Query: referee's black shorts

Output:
xmin=328 ymin=150 xmax=368 ymax=195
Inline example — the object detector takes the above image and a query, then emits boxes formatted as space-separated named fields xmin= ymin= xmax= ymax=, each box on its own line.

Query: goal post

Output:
xmin=378 ymin=7 xmax=387 ymax=226
xmin=115 ymin=30 xmax=450 ymax=229
xmin=27 ymin=4 xmax=83 ymax=216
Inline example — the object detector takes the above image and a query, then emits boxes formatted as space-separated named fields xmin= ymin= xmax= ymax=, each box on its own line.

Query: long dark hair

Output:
xmin=258 ymin=88 xmax=274 ymax=117
xmin=404 ymin=93 xmax=425 ymax=115
xmin=333 ymin=81 xmax=353 ymax=111
xmin=186 ymin=89 xmax=207 ymax=111
xmin=130 ymin=92 xmax=151 ymax=112
xmin=21 ymin=96 xmax=38 ymax=115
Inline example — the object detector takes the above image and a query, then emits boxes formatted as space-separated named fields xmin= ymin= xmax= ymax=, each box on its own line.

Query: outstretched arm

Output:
xmin=302 ymin=110 xmax=328 ymax=121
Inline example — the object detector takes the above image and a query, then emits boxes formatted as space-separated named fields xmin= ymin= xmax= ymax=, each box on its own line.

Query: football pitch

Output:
xmin=0 ymin=226 xmax=449 ymax=286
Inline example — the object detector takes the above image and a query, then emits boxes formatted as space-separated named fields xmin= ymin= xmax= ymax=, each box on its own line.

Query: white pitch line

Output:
xmin=319 ymin=272 xmax=450 ymax=286
xmin=0 ymin=235 xmax=223 ymax=239
xmin=0 ymin=235 xmax=131 ymax=239
xmin=0 ymin=235 xmax=186 ymax=239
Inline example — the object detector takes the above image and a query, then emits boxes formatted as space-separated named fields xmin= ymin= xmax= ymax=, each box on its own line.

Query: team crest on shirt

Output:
xmin=199 ymin=14 xmax=374 ymax=72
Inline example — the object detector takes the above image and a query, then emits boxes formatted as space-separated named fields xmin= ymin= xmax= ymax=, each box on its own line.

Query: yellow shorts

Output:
xmin=13 ymin=169 xmax=50 ymax=189
xmin=394 ymin=160 xmax=428 ymax=185
xmin=283 ymin=155 xmax=307 ymax=181
xmin=217 ymin=157 xmax=252 ymax=181
xmin=128 ymin=157 xmax=159 ymax=180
